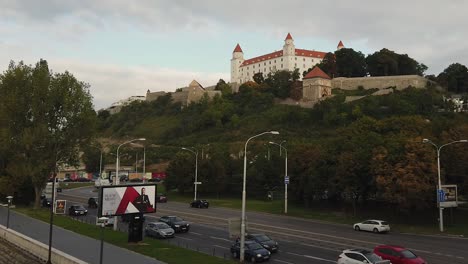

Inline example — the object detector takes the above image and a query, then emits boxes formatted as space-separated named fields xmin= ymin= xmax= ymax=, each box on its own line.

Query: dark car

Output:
xmin=145 ymin=222 xmax=175 ymax=238
xmin=246 ymin=234 xmax=278 ymax=253
xmin=156 ymin=194 xmax=167 ymax=203
xmin=68 ymin=205 xmax=88 ymax=216
xmin=231 ymin=240 xmax=271 ymax=263
xmin=76 ymin=177 xmax=91 ymax=182
xmin=190 ymin=199 xmax=209 ymax=208
xmin=88 ymin=197 xmax=98 ymax=208
xmin=158 ymin=216 xmax=190 ymax=233
xmin=42 ymin=198 xmax=52 ymax=207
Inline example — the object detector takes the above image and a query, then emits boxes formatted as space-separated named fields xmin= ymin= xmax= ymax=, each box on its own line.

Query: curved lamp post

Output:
xmin=240 ymin=131 xmax=279 ymax=263
xmin=269 ymin=141 xmax=288 ymax=214
xmin=6 ymin=195 xmax=13 ymax=229
xmin=181 ymin=147 xmax=199 ymax=201
xmin=423 ymin=138 xmax=468 ymax=232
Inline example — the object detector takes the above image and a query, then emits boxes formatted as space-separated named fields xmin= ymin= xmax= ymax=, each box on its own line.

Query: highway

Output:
xmin=59 ymin=186 xmax=468 ymax=264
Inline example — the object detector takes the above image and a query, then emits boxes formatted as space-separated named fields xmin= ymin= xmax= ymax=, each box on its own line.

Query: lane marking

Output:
xmin=190 ymin=232 xmax=202 ymax=236
xmin=213 ymin=245 xmax=229 ymax=250
xmin=287 ymin=252 xmax=335 ymax=263
xmin=299 ymin=243 xmax=342 ymax=253
xmin=176 ymin=236 xmax=193 ymax=241
xmin=273 ymin=260 xmax=294 ymax=264
xmin=210 ymin=236 xmax=231 ymax=242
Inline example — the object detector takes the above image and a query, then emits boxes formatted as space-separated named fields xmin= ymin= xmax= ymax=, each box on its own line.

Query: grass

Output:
xmin=14 ymin=207 xmax=235 ymax=264
xmin=60 ymin=182 xmax=95 ymax=189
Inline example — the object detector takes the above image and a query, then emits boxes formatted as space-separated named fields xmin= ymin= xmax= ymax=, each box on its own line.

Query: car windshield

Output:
xmin=364 ymin=253 xmax=382 ymax=263
xmin=171 ymin=217 xmax=184 ymax=222
xmin=400 ymin=250 xmax=417 ymax=259
xmin=247 ymin=243 xmax=264 ymax=250
xmin=255 ymin=235 xmax=271 ymax=242
xmin=156 ymin=223 xmax=170 ymax=229
xmin=74 ymin=206 xmax=85 ymax=210
xmin=380 ymin=221 xmax=389 ymax=225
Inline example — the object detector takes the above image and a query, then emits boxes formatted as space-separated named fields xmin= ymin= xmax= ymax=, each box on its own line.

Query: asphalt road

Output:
xmin=59 ymin=186 xmax=468 ymax=264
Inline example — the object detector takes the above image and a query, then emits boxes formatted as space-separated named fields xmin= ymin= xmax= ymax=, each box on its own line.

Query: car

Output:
xmin=338 ymin=249 xmax=390 ymax=264
xmin=129 ymin=178 xmax=143 ymax=182
xmin=88 ymin=197 xmax=98 ymax=208
xmin=68 ymin=205 xmax=88 ymax=216
xmin=96 ymin=216 xmax=115 ymax=227
xmin=42 ymin=198 xmax=52 ymax=207
xmin=76 ymin=177 xmax=91 ymax=182
xmin=246 ymin=233 xmax=278 ymax=253
xmin=374 ymin=245 xmax=426 ymax=264
xmin=145 ymin=222 xmax=175 ymax=238
xmin=230 ymin=240 xmax=271 ymax=263
xmin=190 ymin=199 xmax=209 ymax=208
xmin=148 ymin=178 xmax=161 ymax=182
xmin=353 ymin=220 xmax=390 ymax=233
xmin=158 ymin=216 xmax=190 ymax=233
xmin=156 ymin=194 xmax=167 ymax=203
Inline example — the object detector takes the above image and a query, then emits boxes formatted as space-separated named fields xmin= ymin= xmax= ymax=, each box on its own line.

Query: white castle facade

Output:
xmin=230 ymin=33 xmax=344 ymax=84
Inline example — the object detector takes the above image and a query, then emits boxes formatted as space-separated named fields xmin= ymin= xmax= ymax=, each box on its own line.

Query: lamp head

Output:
xmin=138 ymin=138 xmax=146 ymax=141
xmin=460 ymin=139 xmax=468 ymax=143
xmin=268 ymin=141 xmax=276 ymax=145
xmin=6 ymin=196 xmax=13 ymax=201
xmin=269 ymin=131 xmax=280 ymax=135
xmin=422 ymin=138 xmax=430 ymax=143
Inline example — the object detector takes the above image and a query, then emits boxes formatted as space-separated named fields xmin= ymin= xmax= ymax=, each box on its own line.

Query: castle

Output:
xmin=230 ymin=33 xmax=344 ymax=84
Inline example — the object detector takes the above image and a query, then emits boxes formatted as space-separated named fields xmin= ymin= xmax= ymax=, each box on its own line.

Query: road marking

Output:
xmin=213 ymin=245 xmax=229 ymax=250
xmin=273 ymin=259 xmax=294 ymax=264
xmin=190 ymin=232 xmax=202 ymax=236
xmin=210 ymin=236 xmax=231 ymax=242
xmin=176 ymin=236 xmax=193 ymax=241
xmin=287 ymin=252 xmax=335 ymax=263
xmin=299 ymin=243 xmax=342 ymax=252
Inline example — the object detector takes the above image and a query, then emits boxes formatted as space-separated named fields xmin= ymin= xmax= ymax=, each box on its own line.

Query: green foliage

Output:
xmin=437 ymin=63 xmax=468 ymax=93
xmin=335 ymin=48 xmax=367 ymax=77
xmin=366 ymin=48 xmax=427 ymax=76
xmin=315 ymin=52 xmax=337 ymax=77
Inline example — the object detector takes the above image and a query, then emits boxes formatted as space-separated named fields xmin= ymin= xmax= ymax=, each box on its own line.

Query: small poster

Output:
xmin=55 ymin=200 xmax=66 ymax=214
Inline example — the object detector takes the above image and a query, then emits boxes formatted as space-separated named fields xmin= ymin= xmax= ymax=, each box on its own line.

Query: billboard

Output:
xmin=438 ymin=184 xmax=458 ymax=208
xmin=99 ymin=184 xmax=157 ymax=217
xmin=55 ymin=200 xmax=66 ymax=214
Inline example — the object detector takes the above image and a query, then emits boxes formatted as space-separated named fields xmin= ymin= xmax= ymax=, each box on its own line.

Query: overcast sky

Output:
xmin=1 ymin=0 xmax=467 ymax=109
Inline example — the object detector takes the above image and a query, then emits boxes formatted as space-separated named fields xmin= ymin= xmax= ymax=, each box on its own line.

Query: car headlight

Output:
xmin=263 ymin=244 xmax=270 ymax=248
xmin=268 ymin=251 xmax=271 ymax=255
xmin=256 ymin=254 xmax=262 ymax=258
xmin=174 ymin=225 xmax=180 ymax=227
xmin=187 ymin=224 xmax=190 ymax=226
xmin=85 ymin=210 xmax=88 ymax=212
xmin=275 ymin=242 xmax=278 ymax=246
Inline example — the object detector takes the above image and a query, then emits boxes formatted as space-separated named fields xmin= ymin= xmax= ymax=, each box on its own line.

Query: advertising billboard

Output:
xmin=438 ymin=184 xmax=458 ymax=208
xmin=55 ymin=200 xmax=66 ymax=214
xmin=99 ymin=184 xmax=157 ymax=217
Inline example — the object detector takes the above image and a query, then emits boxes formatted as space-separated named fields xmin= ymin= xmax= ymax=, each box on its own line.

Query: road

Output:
xmin=59 ymin=186 xmax=468 ymax=264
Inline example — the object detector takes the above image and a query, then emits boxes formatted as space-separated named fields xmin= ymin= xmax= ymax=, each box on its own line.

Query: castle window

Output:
xmin=295 ymin=57 xmax=297 ymax=60
xmin=274 ymin=60 xmax=276 ymax=63
xmin=303 ymin=64 xmax=305 ymax=68
xmin=303 ymin=58 xmax=305 ymax=61
xmin=269 ymin=66 xmax=271 ymax=70
xmin=295 ymin=63 xmax=297 ymax=67
xmin=281 ymin=64 xmax=283 ymax=68
xmin=253 ymin=65 xmax=255 ymax=68
xmin=264 ymin=62 xmax=266 ymax=66
xmin=247 ymin=67 xmax=249 ymax=70
xmin=281 ymin=58 xmax=283 ymax=61
xmin=269 ymin=61 xmax=271 ymax=64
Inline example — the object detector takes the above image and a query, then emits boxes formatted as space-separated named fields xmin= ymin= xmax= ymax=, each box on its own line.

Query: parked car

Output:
xmin=158 ymin=216 xmax=190 ymax=233
xmin=76 ymin=177 xmax=91 ymax=182
xmin=353 ymin=220 xmax=390 ymax=233
xmin=230 ymin=240 xmax=271 ymax=263
xmin=190 ymin=199 xmax=209 ymax=208
xmin=338 ymin=249 xmax=390 ymax=264
xmin=156 ymin=194 xmax=167 ymax=203
xmin=88 ymin=197 xmax=98 ymax=208
xmin=246 ymin=233 xmax=278 ymax=253
xmin=68 ymin=205 xmax=88 ymax=216
xmin=96 ymin=216 xmax=115 ymax=227
xmin=374 ymin=245 xmax=426 ymax=264
xmin=145 ymin=222 xmax=175 ymax=238
xmin=42 ymin=198 xmax=52 ymax=207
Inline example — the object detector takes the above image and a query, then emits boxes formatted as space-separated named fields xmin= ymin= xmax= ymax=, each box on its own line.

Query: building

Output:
xmin=302 ymin=66 xmax=332 ymax=101
xmin=146 ymin=80 xmax=221 ymax=106
xmin=231 ymin=33 xmax=344 ymax=84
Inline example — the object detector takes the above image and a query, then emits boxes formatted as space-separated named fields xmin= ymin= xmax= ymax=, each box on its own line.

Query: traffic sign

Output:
xmin=438 ymin=189 xmax=445 ymax=203
xmin=284 ymin=176 xmax=289 ymax=184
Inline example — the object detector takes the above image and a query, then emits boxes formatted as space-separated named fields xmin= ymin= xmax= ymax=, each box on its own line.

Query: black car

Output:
xmin=158 ymin=216 xmax=190 ymax=233
xmin=88 ymin=197 xmax=98 ymax=208
xmin=190 ymin=199 xmax=209 ymax=208
xmin=231 ymin=240 xmax=271 ymax=263
xmin=42 ymin=198 xmax=52 ymax=207
xmin=68 ymin=205 xmax=88 ymax=216
xmin=246 ymin=234 xmax=278 ymax=253
xmin=156 ymin=194 xmax=167 ymax=203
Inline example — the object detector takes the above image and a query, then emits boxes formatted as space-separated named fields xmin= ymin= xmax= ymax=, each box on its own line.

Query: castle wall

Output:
xmin=331 ymin=75 xmax=428 ymax=90
xmin=146 ymin=91 xmax=166 ymax=102
xmin=303 ymin=78 xmax=332 ymax=101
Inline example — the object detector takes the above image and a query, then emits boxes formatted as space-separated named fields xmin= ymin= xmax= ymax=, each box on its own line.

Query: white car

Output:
xmin=353 ymin=220 xmax=390 ymax=233
xmin=337 ymin=249 xmax=391 ymax=264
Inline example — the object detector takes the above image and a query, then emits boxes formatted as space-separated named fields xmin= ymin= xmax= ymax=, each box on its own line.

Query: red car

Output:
xmin=374 ymin=245 xmax=426 ymax=264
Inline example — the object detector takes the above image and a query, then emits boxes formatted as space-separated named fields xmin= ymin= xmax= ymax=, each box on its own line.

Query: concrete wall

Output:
xmin=332 ymin=75 xmax=428 ymax=90
xmin=146 ymin=91 xmax=166 ymax=102
xmin=0 ymin=224 xmax=86 ymax=264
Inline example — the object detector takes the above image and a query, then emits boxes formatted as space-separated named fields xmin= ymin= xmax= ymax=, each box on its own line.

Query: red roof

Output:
xmin=337 ymin=40 xmax=344 ymax=48
xmin=233 ymin=43 xmax=243 ymax=53
xmin=285 ymin=33 xmax=293 ymax=40
xmin=303 ymin=66 xmax=331 ymax=80
xmin=240 ymin=48 xmax=326 ymax=66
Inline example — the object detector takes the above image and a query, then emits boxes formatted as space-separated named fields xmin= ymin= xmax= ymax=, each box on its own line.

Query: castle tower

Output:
xmin=282 ymin=33 xmax=296 ymax=70
xmin=302 ymin=66 xmax=332 ymax=101
xmin=337 ymin=40 xmax=345 ymax=50
xmin=231 ymin=43 xmax=244 ymax=83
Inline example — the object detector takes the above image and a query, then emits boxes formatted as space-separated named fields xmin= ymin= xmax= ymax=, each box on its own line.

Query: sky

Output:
xmin=1 ymin=0 xmax=467 ymax=110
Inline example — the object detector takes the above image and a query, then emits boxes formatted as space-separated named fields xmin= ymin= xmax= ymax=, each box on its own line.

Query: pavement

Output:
xmin=0 ymin=206 xmax=165 ymax=264
xmin=0 ymin=237 xmax=43 ymax=264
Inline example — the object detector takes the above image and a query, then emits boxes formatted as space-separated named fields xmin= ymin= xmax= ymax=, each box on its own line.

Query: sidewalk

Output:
xmin=0 ymin=207 xmax=165 ymax=264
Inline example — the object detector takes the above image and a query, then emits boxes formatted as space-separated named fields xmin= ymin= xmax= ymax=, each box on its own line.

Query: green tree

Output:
xmin=165 ymin=152 xmax=194 ymax=194
xmin=315 ymin=52 xmax=337 ymax=77
xmin=437 ymin=63 xmax=468 ymax=93
xmin=335 ymin=48 xmax=367 ymax=77
xmin=253 ymin=72 xmax=264 ymax=84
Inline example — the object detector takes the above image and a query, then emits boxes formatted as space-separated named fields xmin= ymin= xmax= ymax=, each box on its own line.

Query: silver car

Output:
xmin=353 ymin=220 xmax=390 ymax=233
xmin=145 ymin=222 xmax=175 ymax=238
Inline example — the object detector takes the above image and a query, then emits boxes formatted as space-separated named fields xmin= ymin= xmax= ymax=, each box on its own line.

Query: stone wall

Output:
xmin=331 ymin=75 xmax=428 ymax=90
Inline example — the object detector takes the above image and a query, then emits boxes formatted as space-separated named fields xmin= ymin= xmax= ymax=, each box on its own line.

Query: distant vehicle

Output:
xmin=374 ymin=245 xmax=426 ymax=264
xmin=156 ymin=194 xmax=167 ymax=203
xmin=353 ymin=220 xmax=390 ymax=234
xmin=95 ymin=178 xmax=111 ymax=188
xmin=96 ymin=216 xmax=115 ymax=227
xmin=246 ymin=234 xmax=278 ymax=253
xmin=190 ymin=199 xmax=209 ymax=208
xmin=63 ymin=178 xmax=74 ymax=182
xmin=68 ymin=205 xmax=88 ymax=216
xmin=148 ymin=178 xmax=161 ymax=183
xmin=88 ymin=197 xmax=98 ymax=208
xmin=145 ymin=222 xmax=175 ymax=238
xmin=42 ymin=198 xmax=52 ymax=207
xmin=158 ymin=216 xmax=190 ymax=233
xmin=230 ymin=240 xmax=271 ymax=263
xmin=338 ymin=249 xmax=390 ymax=264
xmin=129 ymin=178 xmax=143 ymax=182
xmin=76 ymin=178 xmax=91 ymax=182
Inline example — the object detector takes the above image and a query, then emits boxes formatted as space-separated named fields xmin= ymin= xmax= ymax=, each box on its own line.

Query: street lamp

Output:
xmin=99 ymin=217 xmax=109 ymax=264
xmin=422 ymin=138 xmax=468 ymax=232
xmin=6 ymin=195 xmax=13 ymax=229
xmin=90 ymin=145 xmax=103 ymax=179
xmin=181 ymin=147 xmax=199 ymax=201
xmin=114 ymin=138 xmax=146 ymax=231
xmin=240 ymin=131 xmax=279 ymax=263
xmin=269 ymin=141 xmax=288 ymax=214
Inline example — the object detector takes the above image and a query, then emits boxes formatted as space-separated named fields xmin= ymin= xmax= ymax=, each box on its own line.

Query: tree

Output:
xmin=165 ymin=152 xmax=194 ymax=194
xmin=253 ymin=72 xmax=264 ymax=84
xmin=366 ymin=49 xmax=427 ymax=77
xmin=215 ymin=79 xmax=232 ymax=96
xmin=0 ymin=60 xmax=96 ymax=207
xmin=335 ymin=48 xmax=367 ymax=77
xmin=437 ymin=63 xmax=468 ymax=93
xmin=315 ymin=52 xmax=337 ymax=77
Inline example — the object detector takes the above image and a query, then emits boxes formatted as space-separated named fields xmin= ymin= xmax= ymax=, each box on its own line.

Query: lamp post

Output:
xmin=269 ymin=141 xmax=288 ymax=214
xmin=422 ymin=138 xmax=468 ymax=232
xmin=240 ymin=131 xmax=279 ymax=263
xmin=181 ymin=147 xmax=199 ymax=201
xmin=99 ymin=217 xmax=108 ymax=264
xmin=90 ymin=146 xmax=103 ymax=179
xmin=6 ymin=196 xmax=13 ymax=229
xmin=143 ymin=146 xmax=146 ymax=183
xmin=114 ymin=138 xmax=146 ymax=231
